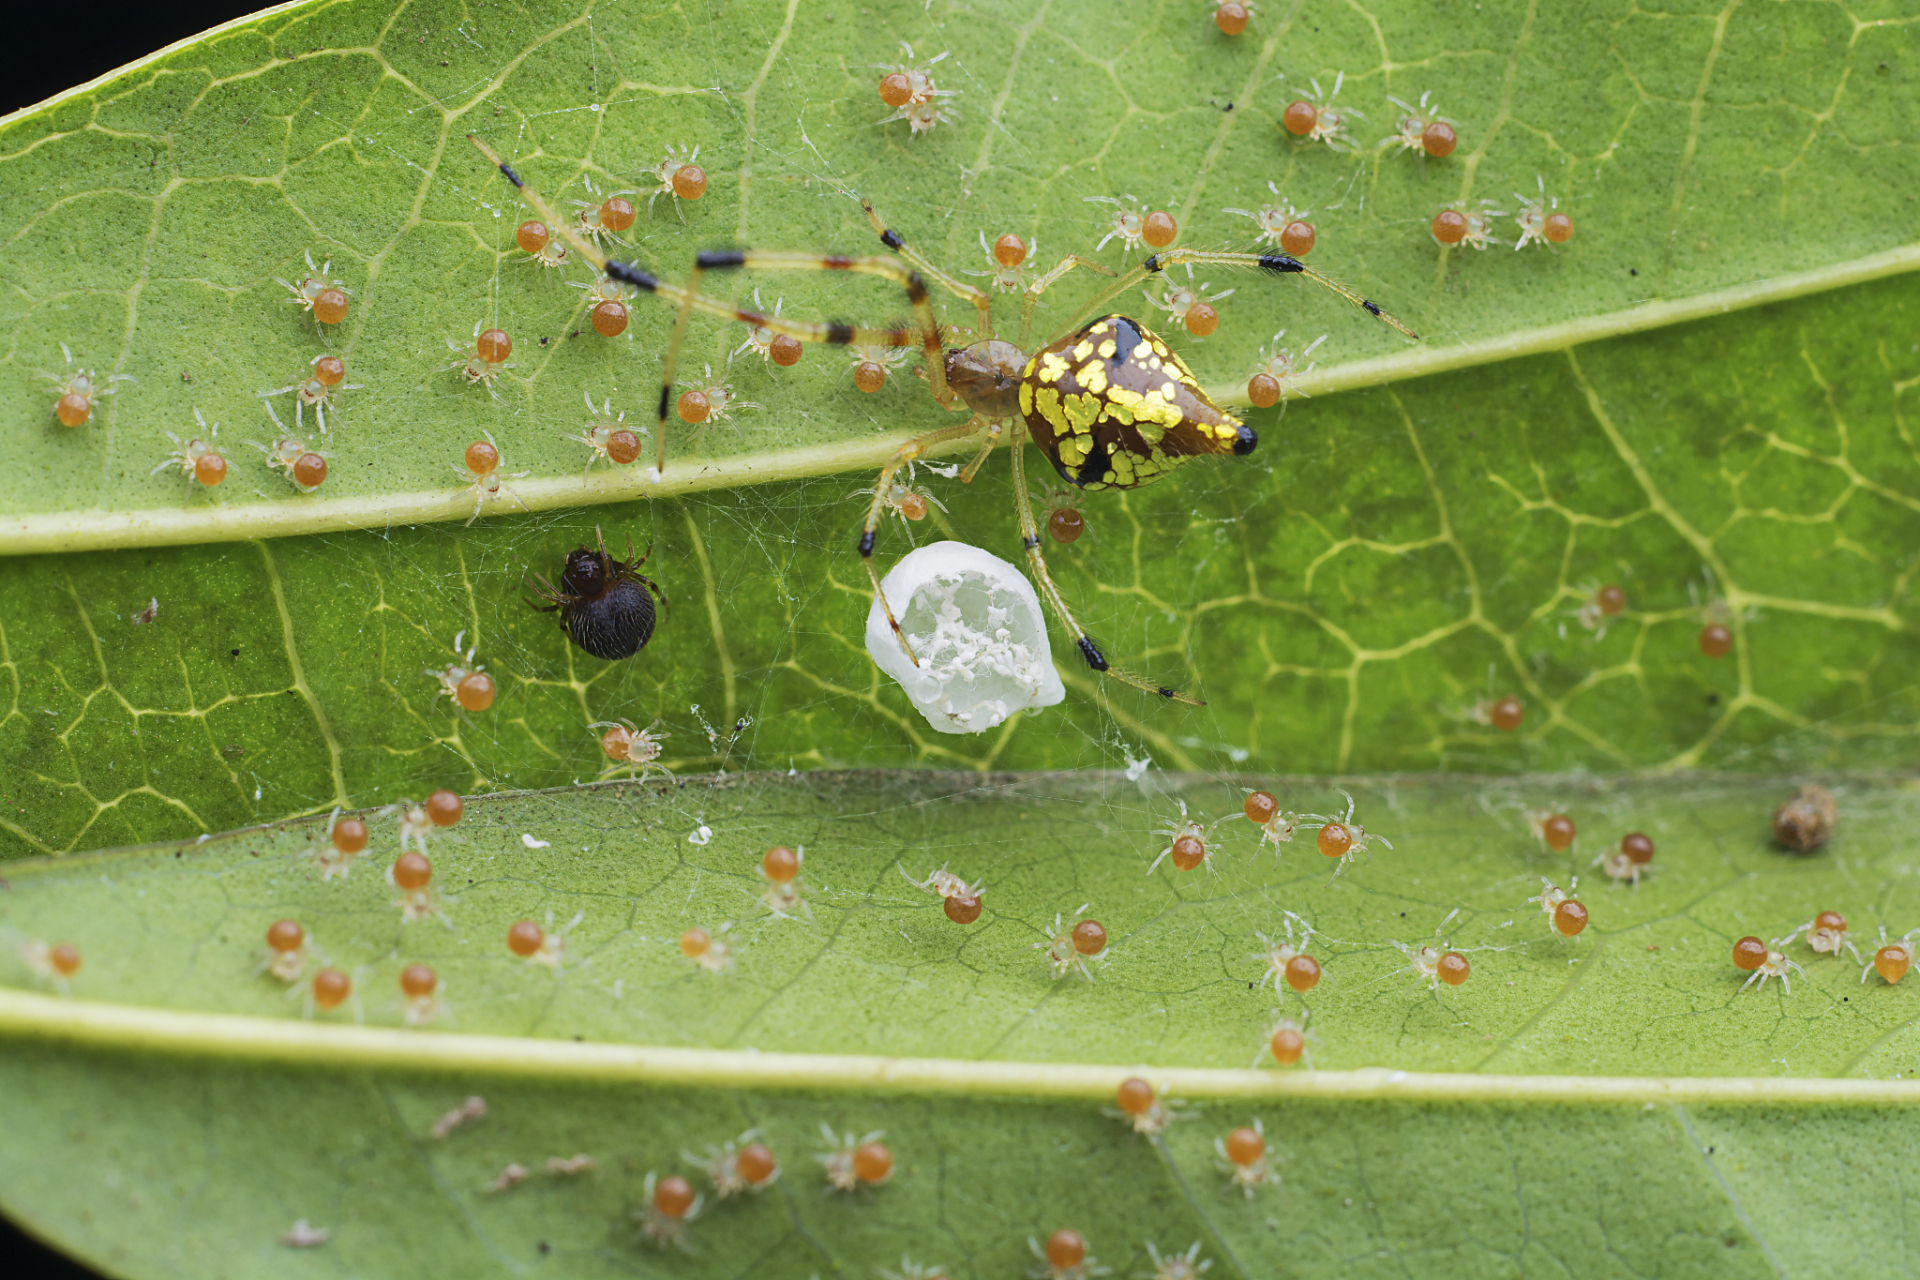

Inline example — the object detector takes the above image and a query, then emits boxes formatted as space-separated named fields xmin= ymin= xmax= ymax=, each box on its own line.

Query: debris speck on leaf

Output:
xmin=279 ymin=1220 xmax=329 ymax=1248
xmin=1773 ymin=784 xmax=1838 ymax=852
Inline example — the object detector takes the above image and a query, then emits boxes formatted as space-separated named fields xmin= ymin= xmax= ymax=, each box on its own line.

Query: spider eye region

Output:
xmin=1019 ymin=315 xmax=1251 ymax=490
xmin=561 ymin=548 xmax=608 ymax=598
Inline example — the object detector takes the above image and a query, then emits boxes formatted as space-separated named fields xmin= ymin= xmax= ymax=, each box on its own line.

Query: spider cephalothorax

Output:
xmin=529 ymin=530 xmax=666 ymax=661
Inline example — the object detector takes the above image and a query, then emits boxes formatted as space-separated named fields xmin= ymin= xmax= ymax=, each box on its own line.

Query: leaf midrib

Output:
xmin=4 ymin=989 xmax=1911 ymax=1103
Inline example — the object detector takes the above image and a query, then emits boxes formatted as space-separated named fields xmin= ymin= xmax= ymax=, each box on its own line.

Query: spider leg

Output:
xmin=1053 ymin=248 xmax=1418 ymax=345
xmin=1006 ymin=419 xmax=1204 ymax=706
xmin=1019 ymin=254 xmax=1115 ymax=351
xmin=657 ymin=248 xmax=959 ymax=478
xmin=633 ymin=573 xmax=669 ymax=620
xmin=470 ymin=136 xmax=959 ymax=475
xmin=860 ymin=415 xmax=994 ymax=666
xmin=858 ymin=199 xmax=993 ymax=338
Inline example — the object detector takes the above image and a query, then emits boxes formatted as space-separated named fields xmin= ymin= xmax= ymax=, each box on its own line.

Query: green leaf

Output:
xmin=3 ymin=775 xmax=1919 ymax=1277
xmin=0 ymin=0 xmax=1916 ymax=544
xmin=4 ymin=0 xmax=1920 ymax=1274
xmin=0 ymin=273 xmax=1916 ymax=857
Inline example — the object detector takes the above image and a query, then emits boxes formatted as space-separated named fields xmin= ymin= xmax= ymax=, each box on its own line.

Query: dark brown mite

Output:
xmin=529 ymin=529 xmax=666 ymax=660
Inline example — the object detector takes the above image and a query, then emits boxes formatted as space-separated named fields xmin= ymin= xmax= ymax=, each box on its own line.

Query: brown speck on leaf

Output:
xmin=569 ymin=330 xmax=581 ymax=338
xmin=130 ymin=598 xmax=158 ymax=625
xmin=1647 ymin=944 xmax=1659 ymax=952
xmin=1773 ymin=784 xmax=1838 ymax=852
xmin=221 ymin=744 xmax=245 ymax=760
xmin=181 ymin=371 xmax=192 ymax=383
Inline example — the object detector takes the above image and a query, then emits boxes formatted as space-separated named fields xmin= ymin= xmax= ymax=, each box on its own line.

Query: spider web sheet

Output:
xmin=0 ymin=0 xmax=1915 ymax=856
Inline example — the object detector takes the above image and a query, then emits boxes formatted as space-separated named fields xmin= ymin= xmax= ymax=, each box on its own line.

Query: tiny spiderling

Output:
xmin=570 ymin=176 xmax=640 ymax=245
xmin=679 ymin=924 xmax=735 ymax=974
xmin=571 ymin=392 xmax=644 ymax=475
xmin=1526 ymin=877 xmax=1589 ymax=938
xmin=309 ymin=966 xmax=352 ymax=1013
xmin=1304 ymin=791 xmax=1393 ymax=877
xmin=259 ymin=353 xmax=362 ymax=435
xmin=449 ymin=324 xmax=514 ymax=390
xmin=263 ymin=918 xmax=309 ymax=983
xmin=1393 ymin=913 xmax=1471 ymax=993
xmin=1381 ymin=91 xmax=1457 ymax=158
xmin=1244 ymin=331 xmax=1326 ymax=410
xmin=276 ymin=250 xmax=350 ymax=326
xmin=592 ymin=717 xmax=671 ymax=780
xmin=1512 ymin=177 xmax=1568 ymax=251
xmin=1215 ymin=1119 xmax=1273 ymax=1195
xmin=1030 ymin=1228 xmax=1098 ymax=1280
xmin=1085 ymin=194 xmax=1175 ymax=256
xmin=399 ymin=963 xmax=446 ymax=1026
xmin=1144 ymin=273 xmax=1234 ymax=338
xmin=816 ymin=1125 xmax=892 ymax=1192
xmin=20 ymin=939 xmax=83 ymax=994
xmin=1253 ymin=915 xmax=1323 ymax=993
xmin=1044 ymin=487 xmax=1085 ymax=544
xmin=387 ymin=849 xmax=444 ymax=925
xmin=1788 ymin=910 xmax=1860 ymax=964
xmin=850 ymin=342 xmax=911 ymax=393
xmin=1431 ymin=201 xmax=1506 ymax=251
xmin=45 ymin=343 xmax=132 ymax=427
xmin=1469 ymin=693 xmax=1525 ymax=731
xmin=316 ymin=811 xmax=369 ymax=880
xmin=1035 ymin=910 xmax=1108 ymax=980
xmin=1595 ymin=831 xmax=1655 ymax=886
xmin=1732 ymin=934 xmax=1803 ymax=995
xmin=1107 ymin=1075 xmax=1183 ymax=1136
xmin=1863 ymin=927 xmax=1918 ymax=985
xmin=1529 ymin=810 xmax=1577 ymax=852
xmin=876 ymin=42 xmax=959 ymax=135
xmin=636 ymin=1171 xmax=702 ymax=1250
xmin=514 ymin=219 xmax=570 ymax=270
xmin=506 ymin=911 xmax=583 ymax=968
xmin=646 ymin=144 xmax=707 ymax=215
xmin=151 ymin=409 xmax=227 ymax=490
xmin=675 ymin=362 xmax=761 ymax=426
xmin=1212 ymin=0 xmax=1253 ymax=34
xmin=1282 ymin=73 xmax=1362 ymax=150
xmin=1144 ymin=1241 xmax=1210 ymax=1280
xmin=1147 ymin=799 xmax=1215 ymax=875
xmin=453 ymin=432 xmax=531 ymax=525
xmin=685 ymin=1129 xmax=780 ymax=1198
xmin=974 ymin=230 xmax=1032 ymax=292
xmin=757 ymin=844 xmax=810 ymax=919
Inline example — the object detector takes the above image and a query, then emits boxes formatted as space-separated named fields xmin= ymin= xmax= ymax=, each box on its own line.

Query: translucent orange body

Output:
xmin=1224 ymin=1126 xmax=1263 ymax=1165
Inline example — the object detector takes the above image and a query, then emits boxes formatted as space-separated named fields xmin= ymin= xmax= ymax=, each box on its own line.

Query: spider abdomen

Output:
xmin=1020 ymin=315 xmax=1255 ymax=491
xmin=564 ymin=575 xmax=656 ymax=660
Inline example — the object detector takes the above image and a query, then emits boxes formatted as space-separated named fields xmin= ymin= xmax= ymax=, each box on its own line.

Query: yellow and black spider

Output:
xmin=470 ymin=135 xmax=1415 ymax=704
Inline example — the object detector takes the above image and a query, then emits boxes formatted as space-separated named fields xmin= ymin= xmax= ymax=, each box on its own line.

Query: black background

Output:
xmin=5 ymin=12 xmax=263 ymax=1280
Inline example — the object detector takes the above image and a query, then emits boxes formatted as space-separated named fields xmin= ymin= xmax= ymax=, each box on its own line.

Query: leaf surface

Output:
xmin=0 ymin=0 xmax=1915 ymax=541
xmin=4 ymin=774 xmax=1920 ymax=1277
